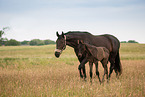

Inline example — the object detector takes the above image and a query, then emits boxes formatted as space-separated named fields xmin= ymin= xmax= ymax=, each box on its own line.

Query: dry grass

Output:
xmin=0 ymin=43 xmax=145 ymax=97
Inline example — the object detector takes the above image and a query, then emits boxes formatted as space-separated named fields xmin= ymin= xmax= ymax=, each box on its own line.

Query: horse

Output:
xmin=77 ymin=40 xmax=110 ymax=83
xmin=55 ymin=31 xmax=122 ymax=80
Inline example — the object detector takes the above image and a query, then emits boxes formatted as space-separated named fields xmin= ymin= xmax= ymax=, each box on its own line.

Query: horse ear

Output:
xmin=77 ymin=40 xmax=79 ymax=44
xmin=79 ymin=40 xmax=84 ymax=44
xmin=62 ymin=31 xmax=65 ymax=38
xmin=56 ymin=31 xmax=59 ymax=37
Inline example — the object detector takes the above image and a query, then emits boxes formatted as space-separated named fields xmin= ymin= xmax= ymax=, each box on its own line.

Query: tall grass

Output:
xmin=0 ymin=43 xmax=145 ymax=96
xmin=120 ymin=43 xmax=145 ymax=60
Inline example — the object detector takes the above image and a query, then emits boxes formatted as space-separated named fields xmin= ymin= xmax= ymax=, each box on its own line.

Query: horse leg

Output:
xmin=109 ymin=53 xmax=119 ymax=79
xmin=94 ymin=62 xmax=101 ymax=84
xmin=78 ymin=58 xmax=88 ymax=79
xmin=101 ymin=59 xmax=109 ymax=83
xmin=89 ymin=62 xmax=93 ymax=83
xmin=114 ymin=67 xmax=119 ymax=79
xmin=78 ymin=68 xmax=83 ymax=78
xmin=109 ymin=63 xmax=114 ymax=79
xmin=108 ymin=56 xmax=116 ymax=80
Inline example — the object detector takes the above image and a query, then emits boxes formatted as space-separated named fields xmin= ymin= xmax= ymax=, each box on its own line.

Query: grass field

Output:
xmin=0 ymin=43 xmax=145 ymax=97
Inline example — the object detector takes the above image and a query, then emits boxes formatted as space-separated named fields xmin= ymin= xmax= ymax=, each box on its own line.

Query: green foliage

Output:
xmin=29 ymin=39 xmax=44 ymax=46
xmin=0 ymin=27 xmax=55 ymax=46
xmin=128 ymin=40 xmax=138 ymax=43
xmin=5 ymin=39 xmax=20 ymax=46
xmin=21 ymin=40 xmax=29 ymax=45
xmin=0 ymin=30 xmax=4 ymax=38
xmin=1 ymin=39 xmax=55 ymax=46
xmin=29 ymin=39 xmax=55 ymax=46
xmin=44 ymin=40 xmax=49 ymax=45
xmin=121 ymin=41 xmax=127 ymax=43
xmin=0 ymin=29 xmax=5 ymax=45
xmin=0 ymin=27 xmax=10 ymax=46
xmin=44 ymin=39 xmax=56 ymax=44
xmin=121 ymin=40 xmax=138 ymax=43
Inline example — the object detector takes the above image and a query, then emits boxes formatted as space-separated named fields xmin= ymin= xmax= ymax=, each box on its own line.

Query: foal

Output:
xmin=78 ymin=41 xmax=110 ymax=83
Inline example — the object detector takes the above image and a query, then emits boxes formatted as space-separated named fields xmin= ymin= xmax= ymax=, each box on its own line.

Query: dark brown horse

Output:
xmin=77 ymin=40 xmax=110 ymax=83
xmin=55 ymin=31 xmax=122 ymax=81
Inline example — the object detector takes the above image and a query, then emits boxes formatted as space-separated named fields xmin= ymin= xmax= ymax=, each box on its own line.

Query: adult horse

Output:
xmin=55 ymin=31 xmax=122 ymax=80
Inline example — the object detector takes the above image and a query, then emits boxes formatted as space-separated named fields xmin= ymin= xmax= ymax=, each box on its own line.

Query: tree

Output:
xmin=0 ymin=30 xmax=4 ymax=38
xmin=44 ymin=39 xmax=56 ymax=45
xmin=0 ymin=29 xmax=5 ymax=45
xmin=121 ymin=41 xmax=127 ymax=43
xmin=48 ymin=40 xmax=56 ymax=44
xmin=5 ymin=39 xmax=20 ymax=46
xmin=121 ymin=40 xmax=139 ymax=43
xmin=29 ymin=39 xmax=44 ymax=46
xmin=21 ymin=40 xmax=29 ymax=45
xmin=44 ymin=40 xmax=49 ymax=45
xmin=0 ymin=27 xmax=9 ymax=46
xmin=128 ymin=40 xmax=138 ymax=43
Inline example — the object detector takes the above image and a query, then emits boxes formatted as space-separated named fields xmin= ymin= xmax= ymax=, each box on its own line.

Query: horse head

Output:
xmin=55 ymin=31 xmax=66 ymax=58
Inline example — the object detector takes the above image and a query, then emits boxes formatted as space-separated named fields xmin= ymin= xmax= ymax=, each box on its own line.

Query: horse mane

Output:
xmin=65 ymin=31 xmax=92 ymax=35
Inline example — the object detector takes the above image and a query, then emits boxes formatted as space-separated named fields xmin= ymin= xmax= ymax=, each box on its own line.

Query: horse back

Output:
xmin=91 ymin=34 xmax=120 ymax=53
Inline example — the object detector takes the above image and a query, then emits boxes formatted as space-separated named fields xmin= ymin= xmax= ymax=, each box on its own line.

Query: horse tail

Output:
xmin=115 ymin=51 xmax=122 ymax=75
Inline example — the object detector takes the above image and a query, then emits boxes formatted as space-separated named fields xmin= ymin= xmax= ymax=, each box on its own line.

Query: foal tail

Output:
xmin=115 ymin=51 xmax=122 ymax=75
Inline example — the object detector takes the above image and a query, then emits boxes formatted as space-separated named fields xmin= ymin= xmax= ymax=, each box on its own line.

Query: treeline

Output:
xmin=0 ymin=27 xmax=56 ymax=46
xmin=1 ymin=39 xmax=55 ymax=46
xmin=121 ymin=40 xmax=138 ymax=43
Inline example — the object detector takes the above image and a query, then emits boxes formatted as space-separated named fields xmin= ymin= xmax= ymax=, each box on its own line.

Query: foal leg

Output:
xmin=78 ymin=58 xmax=88 ymax=79
xmin=94 ymin=62 xmax=101 ymax=84
xmin=89 ymin=62 xmax=93 ymax=82
xmin=101 ymin=60 xmax=109 ymax=83
xmin=82 ymin=65 xmax=87 ymax=80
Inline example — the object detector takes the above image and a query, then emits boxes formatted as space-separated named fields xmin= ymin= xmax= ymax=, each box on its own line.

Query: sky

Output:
xmin=0 ymin=0 xmax=145 ymax=43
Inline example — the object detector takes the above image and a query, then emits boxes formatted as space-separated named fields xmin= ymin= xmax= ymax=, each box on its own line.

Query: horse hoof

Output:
xmin=78 ymin=65 xmax=81 ymax=70
xmin=80 ymin=75 xmax=83 ymax=78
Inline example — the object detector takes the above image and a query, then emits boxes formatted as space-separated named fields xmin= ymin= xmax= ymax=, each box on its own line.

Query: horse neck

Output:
xmin=65 ymin=34 xmax=84 ymax=48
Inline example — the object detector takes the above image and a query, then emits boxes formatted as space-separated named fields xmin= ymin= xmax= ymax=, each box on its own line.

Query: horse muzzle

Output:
xmin=55 ymin=49 xmax=62 ymax=58
xmin=55 ymin=52 xmax=60 ymax=58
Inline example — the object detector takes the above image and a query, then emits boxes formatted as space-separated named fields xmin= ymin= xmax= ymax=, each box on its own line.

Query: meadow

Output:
xmin=0 ymin=43 xmax=145 ymax=97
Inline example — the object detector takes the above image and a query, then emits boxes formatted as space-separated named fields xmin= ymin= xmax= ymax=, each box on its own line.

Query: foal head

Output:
xmin=77 ymin=40 xmax=86 ymax=58
xmin=55 ymin=32 xmax=66 ymax=58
